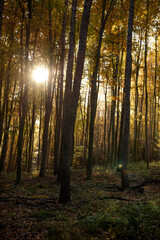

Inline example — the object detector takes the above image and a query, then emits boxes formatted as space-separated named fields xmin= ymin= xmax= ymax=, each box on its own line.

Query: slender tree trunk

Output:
xmin=37 ymin=94 xmax=43 ymax=170
xmin=104 ymin=86 xmax=107 ymax=165
xmin=59 ymin=0 xmax=92 ymax=203
xmin=83 ymin=90 xmax=90 ymax=167
xmin=0 ymin=77 xmax=17 ymax=172
xmin=0 ymin=1 xmax=4 ymax=142
xmin=39 ymin=0 xmax=53 ymax=178
xmin=16 ymin=0 xmax=32 ymax=184
xmin=0 ymin=60 xmax=11 ymax=171
xmin=54 ymin=82 xmax=59 ymax=173
xmin=7 ymin=129 xmax=16 ymax=173
xmin=0 ymin=0 xmax=4 ymax=40
xmin=87 ymin=0 xmax=117 ymax=179
xmin=137 ymin=78 xmax=144 ymax=161
xmin=134 ymin=33 xmax=142 ymax=162
xmin=28 ymin=90 xmax=36 ymax=173
xmin=119 ymin=0 xmax=134 ymax=190
xmin=110 ymin=86 xmax=116 ymax=167
xmin=144 ymin=0 xmax=149 ymax=168
xmin=107 ymin=99 xmax=112 ymax=166
xmin=79 ymin=95 xmax=85 ymax=146
xmin=114 ymin=77 xmax=120 ymax=165
xmin=0 ymin=60 xmax=12 ymax=146
xmin=58 ymin=0 xmax=77 ymax=181
xmin=11 ymin=142 xmax=18 ymax=172
xmin=0 ymin=64 xmax=4 ymax=145
xmin=54 ymin=0 xmax=68 ymax=176
xmin=111 ymin=55 xmax=119 ymax=167
xmin=152 ymin=31 xmax=157 ymax=160
xmin=27 ymin=2 xmax=45 ymax=172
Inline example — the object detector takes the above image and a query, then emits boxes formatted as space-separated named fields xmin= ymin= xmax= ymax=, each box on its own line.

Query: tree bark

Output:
xmin=37 ymin=95 xmax=43 ymax=170
xmin=59 ymin=0 xmax=93 ymax=203
xmin=134 ymin=32 xmax=142 ymax=162
xmin=0 ymin=76 xmax=17 ymax=172
xmin=0 ymin=0 xmax=4 ymax=40
xmin=54 ymin=0 xmax=68 ymax=176
xmin=83 ymin=90 xmax=90 ymax=167
xmin=152 ymin=30 xmax=157 ymax=160
xmin=39 ymin=0 xmax=53 ymax=178
xmin=144 ymin=0 xmax=149 ymax=168
xmin=16 ymin=0 xmax=32 ymax=184
xmin=87 ymin=0 xmax=117 ymax=179
xmin=119 ymin=0 xmax=134 ymax=190
xmin=104 ymin=85 xmax=107 ymax=165
xmin=28 ymin=90 xmax=36 ymax=173
xmin=57 ymin=0 xmax=77 ymax=181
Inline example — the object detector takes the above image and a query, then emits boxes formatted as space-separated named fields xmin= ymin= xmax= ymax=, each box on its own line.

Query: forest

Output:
xmin=0 ymin=0 xmax=160 ymax=239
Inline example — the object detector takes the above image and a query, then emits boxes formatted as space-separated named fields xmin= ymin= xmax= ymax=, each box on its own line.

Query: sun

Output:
xmin=32 ymin=67 xmax=49 ymax=83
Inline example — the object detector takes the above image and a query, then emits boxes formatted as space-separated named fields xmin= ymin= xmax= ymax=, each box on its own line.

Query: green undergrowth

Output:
xmin=127 ymin=161 xmax=160 ymax=180
xmin=1 ymin=162 xmax=160 ymax=239
xmin=128 ymin=161 xmax=148 ymax=171
xmin=26 ymin=199 xmax=160 ymax=240
xmin=79 ymin=200 xmax=160 ymax=240
xmin=127 ymin=160 xmax=160 ymax=172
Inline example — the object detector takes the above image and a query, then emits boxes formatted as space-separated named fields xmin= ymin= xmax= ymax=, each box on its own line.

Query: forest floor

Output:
xmin=0 ymin=162 xmax=160 ymax=240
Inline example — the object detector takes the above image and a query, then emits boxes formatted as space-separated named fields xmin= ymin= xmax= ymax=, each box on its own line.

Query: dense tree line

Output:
xmin=0 ymin=0 xmax=159 ymax=202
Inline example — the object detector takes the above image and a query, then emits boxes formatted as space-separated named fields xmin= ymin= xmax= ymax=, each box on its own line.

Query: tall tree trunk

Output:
xmin=16 ymin=0 xmax=32 ymax=184
xmin=39 ymin=0 xmax=53 ymax=177
xmin=0 ymin=0 xmax=4 ymax=40
xmin=27 ymin=2 xmax=45 ymax=172
xmin=28 ymin=89 xmax=36 ymax=173
xmin=59 ymin=0 xmax=93 ymax=203
xmin=87 ymin=0 xmax=117 ymax=179
xmin=118 ymin=0 xmax=134 ymax=190
xmin=134 ymin=32 xmax=142 ymax=162
xmin=0 ymin=76 xmax=17 ymax=172
xmin=144 ymin=0 xmax=149 ymax=168
xmin=0 ymin=61 xmax=13 ymax=147
xmin=114 ymin=49 xmax=123 ymax=165
xmin=0 ymin=60 xmax=11 ymax=171
xmin=54 ymin=0 xmax=68 ymax=176
xmin=137 ymin=78 xmax=144 ymax=161
xmin=83 ymin=90 xmax=90 ymax=167
xmin=107 ymin=98 xmax=112 ymax=166
xmin=104 ymin=85 xmax=107 ymax=165
xmin=114 ymin=76 xmax=120 ymax=165
xmin=0 ymin=64 xmax=4 ymax=146
xmin=79 ymin=95 xmax=85 ymax=146
xmin=152 ymin=30 xmax=157 ymax=160
xmin=37 ymin=94 xmax=43 ymax=170
xmin=111 ymin=55 xmax=119 ymax=167
xmin=0 ymin=1 xmax=4 ymax=141
xmin=110 ymin=86 xmax=116 ymax=167
xmin=58 ymin=0 xmax=77 ymax=181
xmin=7 ymin=127 xmax=16 ymax=173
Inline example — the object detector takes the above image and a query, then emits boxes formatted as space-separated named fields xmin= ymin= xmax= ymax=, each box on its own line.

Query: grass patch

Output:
xmin=128 ymin=161 xmax=148 ymax=171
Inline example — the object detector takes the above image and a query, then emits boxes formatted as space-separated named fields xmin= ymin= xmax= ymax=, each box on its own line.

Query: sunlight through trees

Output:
xmin=0 ymin=0 xmax=159 ymax=203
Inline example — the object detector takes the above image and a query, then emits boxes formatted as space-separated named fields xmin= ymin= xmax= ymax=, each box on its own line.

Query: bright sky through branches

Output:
xmin=33 ymin=67 xmax=49 ymax=83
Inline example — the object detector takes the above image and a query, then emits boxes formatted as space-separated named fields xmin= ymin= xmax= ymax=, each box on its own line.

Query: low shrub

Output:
xmin=80 ymin=201 xmax=160 ymax=239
